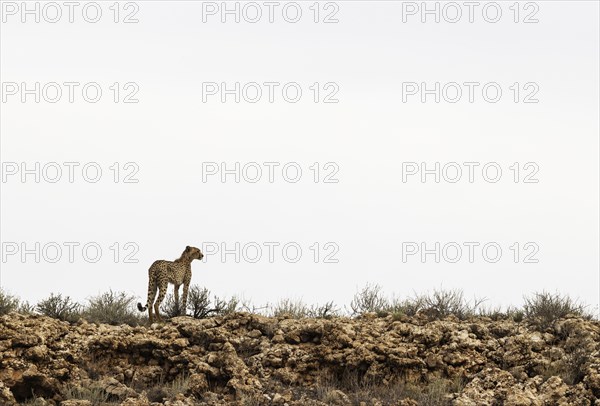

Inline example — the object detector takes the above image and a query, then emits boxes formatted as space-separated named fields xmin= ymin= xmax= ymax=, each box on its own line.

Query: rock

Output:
xmin=323 ymin=389 xmax=350 ymax=405
xmin=248 ymin=329 xmax=262 ymax=339
xmin=121 ymin=392 xmax=150 ymax=405
xmin=98 ymin=377 xmax=138 ymax=400
xmin=0 ymin=381 xmax=16 ymax=405
xmin=25 ymin=345 xmax=49 ymax=361
xmin=272 ymin=334 xmax=285 ymax=344
xmin=0 ymin=312 xmax=597 ymax=405
xmin=188 ymin=373 xmax=208 ymax=395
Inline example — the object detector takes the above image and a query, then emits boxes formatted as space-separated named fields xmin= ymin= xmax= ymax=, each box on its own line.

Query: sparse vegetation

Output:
xmin=36 ymin=293 xmax=81 ymax=322
xmin=268 ymin=299 xmax=340 ymax=319
xmin=146 ymin=386 xmax=169 ymax=403
xmin=308 ymin=301 xmax=340 ymax=319
xmin=523 ymin=291 xmax=591 ymax=330
xmin=478 ymin=304 xmax=525 ymax=322
xmin=21 ymin=397 xmax=54 ymax=406
xmin=17 ymin=300 xmax=36 ymax=315
xmin=507 ymin=306 xmax=526 ymax=322
xmin=0 ymin=289 xmax=19 ymax=315
xmin=161 ymin=285 xmax=240 ymax=319
xmin=61 ymin=384 xmax=110 ymax=405
xmin=84 ymin=290 xmax=141 ymax=326
xmin=540 ymin=346 xmax=592 ymax=386
xmin=211 ymin=294 xmax=241 ymax=316
xmin=146 ymin=373 xmax=190 ymax=403
xmin=386 ymin=295 xmax=425 ymax=317
xmin=161 ymin=293 xmax=186 ymax=318
xmin=187 ymin=285 xmax=217 ymax=318
xmin=269 ymin=298 xmax=310 ymax=318
xmin=185 ymin=285 xmax=237 ymax=318
xmin=349 ymin=285 xmax=486 ymax=320
xmin=349 ymin=283 xmax=388 ymax=315
xmin=316 ymin=369 xmax=464 ymax=405
xmin=0 ymin=286 xmax=595 ymax=325
xmin=420 ymin=288 xmax=486 ymax=319
xmin=561 ymin=346 xmax=592 ymax=384
xmin=164 ymin=373 xmax=191 ymax=399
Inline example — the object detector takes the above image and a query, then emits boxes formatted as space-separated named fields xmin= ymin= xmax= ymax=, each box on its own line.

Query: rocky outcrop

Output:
xmin=0 ymin=312 xmax=598 ymax=405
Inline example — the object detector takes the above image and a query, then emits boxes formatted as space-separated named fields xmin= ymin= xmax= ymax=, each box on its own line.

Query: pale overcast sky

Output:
xmin=1 ymin=1 xmax=598 ymax=315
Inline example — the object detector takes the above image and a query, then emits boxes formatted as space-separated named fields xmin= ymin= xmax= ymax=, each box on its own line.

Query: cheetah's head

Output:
xmin=186 ymin=245 xmax=204 ymax=261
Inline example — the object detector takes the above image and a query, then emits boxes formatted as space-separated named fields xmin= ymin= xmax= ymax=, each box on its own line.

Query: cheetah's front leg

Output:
xmin=174 ymin=284 xmax=181 ymax=316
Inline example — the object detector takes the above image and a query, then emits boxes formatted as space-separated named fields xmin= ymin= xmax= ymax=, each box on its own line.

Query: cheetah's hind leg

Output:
xmin=153 ymin=282 xmax=167 ymax=322
xmin=138 ymin=284 xmax=158 ymax=323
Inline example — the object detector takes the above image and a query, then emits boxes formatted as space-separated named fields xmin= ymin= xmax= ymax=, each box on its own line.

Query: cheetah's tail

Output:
xmin=137 ymin=302 xmax=148 ymax=312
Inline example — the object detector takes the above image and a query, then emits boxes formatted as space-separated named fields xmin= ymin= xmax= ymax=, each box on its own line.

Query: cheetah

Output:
xmin=137 ymin=246 xmax=204 ymax=322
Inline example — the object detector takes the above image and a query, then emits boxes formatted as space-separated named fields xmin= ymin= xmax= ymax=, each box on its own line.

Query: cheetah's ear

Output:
xmin=186 ymin=245 xmax=191 ymax=250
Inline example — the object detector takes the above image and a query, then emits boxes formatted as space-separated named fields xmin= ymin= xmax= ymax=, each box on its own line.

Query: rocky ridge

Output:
xmin=0 ymin=312 xmax=598 ymax=405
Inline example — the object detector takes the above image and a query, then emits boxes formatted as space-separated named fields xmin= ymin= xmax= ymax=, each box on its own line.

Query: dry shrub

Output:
xmin=36 ymin=293 xmax=81 ymax=322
